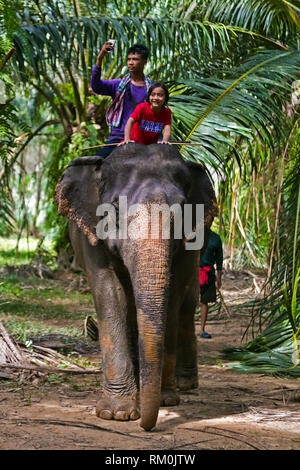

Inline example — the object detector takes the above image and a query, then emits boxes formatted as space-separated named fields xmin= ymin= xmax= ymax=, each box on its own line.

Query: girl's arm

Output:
xmin=118 ymin=117 xmax=136 ymax=145
xmin=159 ymin=124 xmax=171 ymax=144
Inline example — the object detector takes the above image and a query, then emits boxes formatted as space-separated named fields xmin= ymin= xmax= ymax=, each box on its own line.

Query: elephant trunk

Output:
xmin=131 ymin=238 xmax=171 ymax=431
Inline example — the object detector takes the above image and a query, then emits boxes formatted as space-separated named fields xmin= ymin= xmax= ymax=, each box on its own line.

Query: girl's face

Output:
xmin=149 ymin=87 xmax=166 ymax=111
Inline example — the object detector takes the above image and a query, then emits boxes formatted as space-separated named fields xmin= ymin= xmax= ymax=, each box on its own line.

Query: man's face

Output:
xmin=127 ymin=53 xmax=147 ymax=74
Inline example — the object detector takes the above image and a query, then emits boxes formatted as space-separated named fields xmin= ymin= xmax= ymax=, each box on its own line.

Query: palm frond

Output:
xmin=12 ymin=14 xmax=286 ymax=80
xmin=203 ymin=0 xmax=300 ymax=41
xmin=168 ymin=49 xmax=300 ymax=174
xmin=225 ymin=346 xmax=300 ymax=377
xmin=224 ymin=126 xmax=300 ymax=377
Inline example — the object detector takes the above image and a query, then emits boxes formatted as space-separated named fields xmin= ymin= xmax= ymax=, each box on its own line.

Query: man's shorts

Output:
xmin=200 ymin=272 xmax=216 ymax=304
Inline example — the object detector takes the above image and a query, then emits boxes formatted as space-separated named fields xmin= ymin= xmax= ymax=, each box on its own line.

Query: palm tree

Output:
xmin=4 ymin=0 xmax=294 ymax=241
xmin=10 ymin=2 xmax=300 ymax=166
xmin=202 ymin=0 xmax=300 ymax=376
xmin=0 ymin=0 xmax=25 ymax=234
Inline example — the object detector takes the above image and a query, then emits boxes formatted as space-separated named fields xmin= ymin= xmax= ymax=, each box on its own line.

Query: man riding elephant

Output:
xmin=91 ymin=42 xmax=152 ymax=157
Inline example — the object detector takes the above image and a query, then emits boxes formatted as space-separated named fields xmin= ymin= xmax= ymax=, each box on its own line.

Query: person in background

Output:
xmin=91 ymin=42 xmax=152 ymax=157
xmin=119 ymin=82 xmax=171 ymax=146
xmin=199 ymin=227 xmax=223 ymax=338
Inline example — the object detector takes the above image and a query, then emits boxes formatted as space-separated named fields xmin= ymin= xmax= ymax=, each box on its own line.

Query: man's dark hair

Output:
xmin=128 ymin=44 xmax=149 ymax=60
xmin=147 ymin=82 xmax=169 ymax=105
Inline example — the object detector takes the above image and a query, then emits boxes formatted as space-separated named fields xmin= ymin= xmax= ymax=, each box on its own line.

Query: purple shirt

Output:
xmin=91 ymin=65 xmax=148 ymax=141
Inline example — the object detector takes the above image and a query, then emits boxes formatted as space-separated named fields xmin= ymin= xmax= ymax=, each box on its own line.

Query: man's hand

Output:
xmin=158 ymin=140 xmax=171 ymax=145
xmin=96 ymin=42 xmax=115 ymax=66
xmin=216 ymin=270 xmax=223 ymax=289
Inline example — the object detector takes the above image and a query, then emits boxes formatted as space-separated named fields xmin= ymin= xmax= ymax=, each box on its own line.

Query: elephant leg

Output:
xmin=160 ymin=280 xmax=182 ymax=407
xmin=69 ymin=227 xmax=139 ymax=421
xmin=176 ymin=282 xmax=199 ymax=391
xmin=84 ymin=259 xmax=139 ymax=421
xmin=160 ymin=252 xmax=199 ymax=405
xmin=93 ymin=271 xmax=139 ymax=421
xmin=161 ymin=304 xmax=180 ymax=406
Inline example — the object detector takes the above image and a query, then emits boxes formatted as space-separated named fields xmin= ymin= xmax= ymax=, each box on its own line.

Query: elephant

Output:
xmin=54 ymin=143 xmax=218 ymax=431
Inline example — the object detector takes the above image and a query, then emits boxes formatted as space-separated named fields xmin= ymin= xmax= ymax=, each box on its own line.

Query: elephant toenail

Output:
xmin=99 ymin=409 xmax=113 ymax=420
xmin=115 ymin=411 xmax=129 ymax=421
xmin=130 ymin=410 xmax=140 ymax=421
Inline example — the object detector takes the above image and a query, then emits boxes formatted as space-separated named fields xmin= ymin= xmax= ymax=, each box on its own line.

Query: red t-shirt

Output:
xmin=130 ymin=102 xmax=172 ymax=145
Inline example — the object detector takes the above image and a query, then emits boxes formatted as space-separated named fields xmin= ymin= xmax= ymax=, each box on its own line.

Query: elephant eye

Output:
xmin=112 ymin=201 xmax=119 ymax=213
xmin=98 ymin=180 xmax=106 ymax=197
xmin=111 ymin=201 xmax=120 ymax=228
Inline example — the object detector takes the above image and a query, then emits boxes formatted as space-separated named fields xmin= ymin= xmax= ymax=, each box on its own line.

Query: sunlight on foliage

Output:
xmin=0 ymin=0 xmax=300 ymax=376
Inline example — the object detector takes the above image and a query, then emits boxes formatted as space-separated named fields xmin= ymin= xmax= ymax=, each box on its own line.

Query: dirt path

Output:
xmin=1 ymin=271 xmax=300 ymax=451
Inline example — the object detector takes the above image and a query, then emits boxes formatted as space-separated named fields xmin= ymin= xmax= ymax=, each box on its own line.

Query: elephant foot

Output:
xmin=160 ymin=389 xmax=180 ymax=407
xmin=96 ymin=394 xmax=140 ymax=421
xmin=176 ymin=375 xmax=198 ymax=391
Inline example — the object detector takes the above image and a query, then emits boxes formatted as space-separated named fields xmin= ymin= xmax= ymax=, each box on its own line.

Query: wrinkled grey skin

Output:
xmin=55 ymin=143 xmax=217 ymax=431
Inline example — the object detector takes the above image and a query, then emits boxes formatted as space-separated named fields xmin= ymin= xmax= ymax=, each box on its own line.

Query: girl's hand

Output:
xmin=158 ymin=140 xmax=171 ymax=145
xmin=118 ymin=140 xmax=135 ymax=146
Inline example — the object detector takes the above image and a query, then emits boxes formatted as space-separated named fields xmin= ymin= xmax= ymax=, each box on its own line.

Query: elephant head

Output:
xmin=55 ymin=143 xmax=217 ymax=431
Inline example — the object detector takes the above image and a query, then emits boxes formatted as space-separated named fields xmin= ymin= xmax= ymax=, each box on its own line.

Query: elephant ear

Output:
xmin=54 ymin=156 xmax=103 ymax=246
xmin=186 ymin=161 xmax=218 ymax=225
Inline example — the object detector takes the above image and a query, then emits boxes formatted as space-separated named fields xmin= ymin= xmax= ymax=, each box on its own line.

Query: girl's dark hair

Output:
xmin=147 ymin=82 xmax=169 ymax=105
